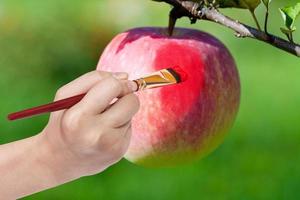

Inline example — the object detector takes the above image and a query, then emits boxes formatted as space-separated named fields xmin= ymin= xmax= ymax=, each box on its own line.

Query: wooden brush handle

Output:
xmin=8 ymin=94 xmax=86 ymax=121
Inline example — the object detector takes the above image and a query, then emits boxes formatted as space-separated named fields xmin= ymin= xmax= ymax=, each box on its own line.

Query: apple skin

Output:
xmin=97 ymin=27 xmax=240 ymax=167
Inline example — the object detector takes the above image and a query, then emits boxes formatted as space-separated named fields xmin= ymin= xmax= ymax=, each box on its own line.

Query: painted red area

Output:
xmin=171 ymin=66 xmax=188 ymax=82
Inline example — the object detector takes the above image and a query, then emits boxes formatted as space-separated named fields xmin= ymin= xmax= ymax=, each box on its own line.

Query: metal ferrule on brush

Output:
xmin=133 ymin=68 xmax=179 ymax=91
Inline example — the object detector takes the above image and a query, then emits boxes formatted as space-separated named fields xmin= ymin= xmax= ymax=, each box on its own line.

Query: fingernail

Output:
xmin=113 ymin=72 xmax=128 ymax=80
xmin=127 ymin=81 xmax=138 ymax=92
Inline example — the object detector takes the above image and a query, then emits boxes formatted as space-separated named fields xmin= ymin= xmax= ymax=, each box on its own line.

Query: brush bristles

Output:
xmin=167 ymin=66 xmax=188 ymax=83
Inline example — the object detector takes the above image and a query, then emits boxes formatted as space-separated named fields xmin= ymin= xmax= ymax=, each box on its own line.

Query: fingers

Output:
xmin=50 ymin=71 xmax=128 ymax=121
xmin=100 ymin=93 xmax=140 ymax=128
xmin=54 ymin=71 xmax=128 ymax=101
xmin=95 ymin=122 xmax=132 ymax=166
xmin=110 ymin=123 xmax=133 ymax=161
xmin=97 ymin=121 xmax=132 ymax=149
xmin=72 ymin=76 xmax=138 ymax=115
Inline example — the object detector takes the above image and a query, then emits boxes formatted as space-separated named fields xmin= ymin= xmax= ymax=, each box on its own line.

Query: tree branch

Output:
xmin=157 ymin=0 xmax=300 ymax=57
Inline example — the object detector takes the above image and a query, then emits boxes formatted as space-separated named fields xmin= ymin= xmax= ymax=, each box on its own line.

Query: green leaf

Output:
xmin=279 ymin=2 xmax=300 ymax=31
xmin=280 ymin=27 xmax=295 ymax=35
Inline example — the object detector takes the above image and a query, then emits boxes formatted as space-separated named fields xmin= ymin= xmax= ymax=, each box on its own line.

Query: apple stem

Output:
xmin=168 ymin=4 xmax=198 ymax=36
xmin=168 ymin=8 xmax=177 ymax=36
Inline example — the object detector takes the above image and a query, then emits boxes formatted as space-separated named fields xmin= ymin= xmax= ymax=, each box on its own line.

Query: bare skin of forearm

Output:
xmin=0 ymin=134 xmax=76 ymax=199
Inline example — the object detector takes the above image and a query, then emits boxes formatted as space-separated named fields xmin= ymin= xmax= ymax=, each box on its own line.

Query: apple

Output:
xmin=97 ymin=27 xmax=240 ymax=167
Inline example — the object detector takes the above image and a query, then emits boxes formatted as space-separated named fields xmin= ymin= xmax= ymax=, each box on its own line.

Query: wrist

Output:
xmin=33 ymin=132 xmax=81 ymax=186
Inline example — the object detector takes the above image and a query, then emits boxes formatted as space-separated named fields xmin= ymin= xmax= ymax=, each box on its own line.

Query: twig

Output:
xmin=156 ymin=0 xmax=300 ymax=57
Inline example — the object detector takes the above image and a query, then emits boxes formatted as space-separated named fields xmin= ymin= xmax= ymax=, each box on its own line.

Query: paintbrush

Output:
xmin=7 ymin=66 xmax=187 ymax=121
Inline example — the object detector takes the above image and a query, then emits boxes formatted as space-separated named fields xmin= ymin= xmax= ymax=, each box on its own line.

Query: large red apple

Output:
xmin=97 ymin=27 xmax=240 ymax=167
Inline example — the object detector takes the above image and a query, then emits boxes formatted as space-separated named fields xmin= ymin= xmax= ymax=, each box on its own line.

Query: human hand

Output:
xmin=39 ymin=70 xmax=140 ymax=180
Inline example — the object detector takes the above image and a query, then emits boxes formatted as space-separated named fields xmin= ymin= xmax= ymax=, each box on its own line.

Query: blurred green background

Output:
xmin=1 ymin=0 xmax=300 ymax=199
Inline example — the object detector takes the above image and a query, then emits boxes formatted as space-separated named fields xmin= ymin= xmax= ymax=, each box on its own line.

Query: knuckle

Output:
xmin=55 ymin=86 xmax=66 ymax=99
xmin=90 ymin=70 xmax=111 ymax=80
xmin=61 ymin=110 xmax=83 ymax=133
xmin=106 ymin=77 xmax=122 ymax=92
